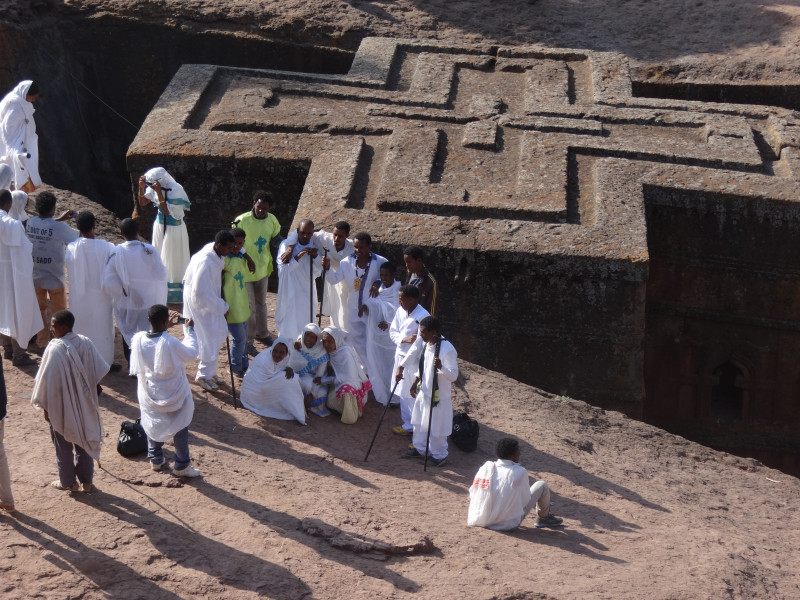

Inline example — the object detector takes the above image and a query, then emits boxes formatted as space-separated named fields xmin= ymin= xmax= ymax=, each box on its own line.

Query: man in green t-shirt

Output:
xmin=222 ymin=228 xmax=255 ymax=376
xmin=232 ymin=191 xmax=282 ymax=353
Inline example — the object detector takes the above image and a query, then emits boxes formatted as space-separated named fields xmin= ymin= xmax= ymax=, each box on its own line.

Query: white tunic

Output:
xmin=102 ymin=240 xmax=168 ymax=345
xmin=0 ymin=209 xmax=43 ymax=344
xmin=401 ymin=337 xmax=458 ymax=437
xmin=467 ymin=459 xmax=534 ymax=530
xmin=129 ymin=327 xmax=198 ymax=442
xmin=389 ymin=303 xmax=430 ymax=400
xmin=362 ymin=280 xmax=400 ymax=405
xmin=325 ymin=251 xmax=387 ymax=364
xmin=66 ymin=237 xmax=116 ymax=364
xmin=0 ymin=81 xmax=41 ymax=188
xmin=31 ymin=332 xmax=110 ymax=459
xmin=182 ymin=242 xmax=229 ymax=368
xmin=313 ymin=231 xmax=353 ymax=330
xmin=274 ymin=238 xmax=322 ymax=341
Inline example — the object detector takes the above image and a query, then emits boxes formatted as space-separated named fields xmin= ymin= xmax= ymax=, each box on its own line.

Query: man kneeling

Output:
xmin=467 ymin=437 xmax=563 ymax=530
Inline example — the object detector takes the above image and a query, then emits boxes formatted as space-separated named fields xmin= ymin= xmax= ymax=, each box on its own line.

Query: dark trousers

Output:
xmin=50 ymin=425 xmax=93 ymax=487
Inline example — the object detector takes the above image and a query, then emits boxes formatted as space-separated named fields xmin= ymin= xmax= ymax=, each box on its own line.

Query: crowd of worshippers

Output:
xmin=0 ymin=82 xmax=565 ymax=529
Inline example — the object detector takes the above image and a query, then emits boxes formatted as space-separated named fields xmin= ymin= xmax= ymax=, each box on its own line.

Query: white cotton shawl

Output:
xmin=31 ymin=333 xmax=109 ymax=460
xmin=129 ymin=330 xmax=196 ymax=442
xmin=143 ymin=167 xmax=191 ymax=215
xmin=0 ymin=163 xmax=11 ymax=189
xmin=240 ymin=338 xmax=306 ymax=423
xmin=323 ymin=326 xmax=369 ymax=389
xmin=289 ymin=323 xmax=326 ymax=372
xmin=0 ymin=81 xmax=40 ymax=187
xmin=0 ymin=211 xmax=43 ymax=343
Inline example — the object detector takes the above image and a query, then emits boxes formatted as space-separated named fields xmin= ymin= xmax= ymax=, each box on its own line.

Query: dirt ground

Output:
xmin=2 ymin=286 xmax=800 ymax=599
xmin=42 ymin=0 xmax=800 ymax=85
xmin=3 ymin=1 xmax=800 ymax=597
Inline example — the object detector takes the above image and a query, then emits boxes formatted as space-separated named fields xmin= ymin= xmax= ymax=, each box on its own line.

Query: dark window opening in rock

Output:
xmin=711 ymin=362 xmax=743 ymax=423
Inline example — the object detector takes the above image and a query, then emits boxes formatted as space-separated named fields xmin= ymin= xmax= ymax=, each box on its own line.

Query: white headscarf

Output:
xmin=322 ymin=326 xmax=368 ymax=388
xmin=289 ymin=323 xmax=327 ymax=373
xmin=143 ymin=167 xmax=191 ymax=209
xmin=258 ymin=337 xmax=293 ymax=379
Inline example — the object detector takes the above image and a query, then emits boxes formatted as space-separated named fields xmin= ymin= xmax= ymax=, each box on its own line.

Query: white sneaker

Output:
xmin=173 ymin=465 xmax=202 ymax=478
xmin=151 ymin=461 xmax=165 ymax=471
xmin=198 ymin=378 xmax=218 ymax=391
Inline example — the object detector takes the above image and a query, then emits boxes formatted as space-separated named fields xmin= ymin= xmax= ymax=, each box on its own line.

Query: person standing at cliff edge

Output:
xmin=0 ymin=80 xmax=42 ymax=193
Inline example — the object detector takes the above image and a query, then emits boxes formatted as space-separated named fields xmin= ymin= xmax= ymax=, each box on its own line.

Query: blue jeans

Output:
xmin=147 ymin=426 xmax=191 ymax=471
xmin=227 ymin=321 xmax=249 ymax=372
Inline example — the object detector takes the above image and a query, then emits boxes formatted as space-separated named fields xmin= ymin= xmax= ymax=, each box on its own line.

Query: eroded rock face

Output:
xmin=127 ymin=38 xmax=800 ymax=454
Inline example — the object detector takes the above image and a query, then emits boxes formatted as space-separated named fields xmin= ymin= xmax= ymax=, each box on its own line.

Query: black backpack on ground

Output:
xmin=450 ymin=411 xmax=479 ymax=452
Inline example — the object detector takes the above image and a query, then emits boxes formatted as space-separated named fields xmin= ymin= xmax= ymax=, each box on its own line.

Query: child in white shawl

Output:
xmin=289 ymin=323 xmax=330 ymax=417
xmin=319 ymin=326 xmax=371 ymax=424
xmin=241 ymin=338 xmax=306 ymax=424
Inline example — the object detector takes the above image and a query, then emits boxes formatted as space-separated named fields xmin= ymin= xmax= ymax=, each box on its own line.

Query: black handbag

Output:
xmin=450 ymin=411 xmax=479 ymax=452
xmin=117 ymin=419 xmax=148 ymax=457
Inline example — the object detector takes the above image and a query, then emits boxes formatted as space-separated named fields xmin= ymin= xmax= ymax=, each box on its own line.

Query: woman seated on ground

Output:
xmin=317 ymin=326 xmax=371 ymax=424
xmin=289 ymin=323 xmax=330 ymax=417
xmin=240 ymin=338 xmax=306 ymax=425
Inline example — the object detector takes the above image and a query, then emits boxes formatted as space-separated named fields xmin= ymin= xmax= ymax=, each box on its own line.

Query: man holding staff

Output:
xmin=397 ymin=316 xmax=458 ymax=467
xmin=275 ymin=219 xmax=321 ymax=341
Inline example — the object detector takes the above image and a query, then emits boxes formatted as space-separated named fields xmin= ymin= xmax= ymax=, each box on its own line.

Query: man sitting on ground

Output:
xmin=467 ymin=437 xmax=564 ymax=530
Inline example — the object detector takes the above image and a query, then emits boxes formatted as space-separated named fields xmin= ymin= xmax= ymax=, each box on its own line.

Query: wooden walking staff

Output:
xmin=363 ymin=379 xmax=402 ymax=462
xmin=226 ymin=337 xmax=239 ymax=409
xmin=318 ymin=248 xmax=329 ymax=326
xmin=309 ymin=250 xmax=315 ymax=324
xmin=423 ymin=339 xmax=442 ymax=472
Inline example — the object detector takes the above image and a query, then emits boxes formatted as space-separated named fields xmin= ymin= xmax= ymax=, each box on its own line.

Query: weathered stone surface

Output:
xmin=127 ymin=37 xmax=800 ymax=436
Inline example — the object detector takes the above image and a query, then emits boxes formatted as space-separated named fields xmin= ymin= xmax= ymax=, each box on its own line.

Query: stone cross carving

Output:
xmin=128 ymin=38 xmax=800 ymax=412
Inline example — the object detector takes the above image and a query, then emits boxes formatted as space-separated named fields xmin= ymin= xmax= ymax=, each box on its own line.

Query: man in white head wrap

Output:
xmin=137 ymin=167 xmax=191 ymax=303
xmin=0 ymin=80 xmax=41 ymax=192
xmin=240 ymin=337 xmax=306 ymax=424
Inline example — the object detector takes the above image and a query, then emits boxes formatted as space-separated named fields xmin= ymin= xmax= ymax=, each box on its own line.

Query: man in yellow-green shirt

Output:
xmin=222 ymin=228 xmax=255 ymax=376
xmin=232 ymin=191 xmax=282 ymax=353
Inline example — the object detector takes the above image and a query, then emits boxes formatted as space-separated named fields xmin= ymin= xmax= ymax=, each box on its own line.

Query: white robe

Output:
xmin=389 ymin=303 xmax=430 ymax=400
xmin=325 ymin=251 xmax=387 ymax=364
xmin=0 ymin=81 xmax=41 ymax=188
xmin=274 ymin=238 xmax=322 ymax=341
xmin=363 ymin=280 xmax=400 ymax=405
xmin=240 ymin=341 xmax=306 ymax=423
xmin=130 ymin=327 xmax=198 ymax=442
xmin=102 ymin=240 xmax=168 ymax=345
xmin=66 ymin=237 xmax=116 ymax=364
xmin=143 ymin=167 xmax=191 ymax=303
xmin=182 ymin=242 xmax=229 ymax=374
xmin=313 ymin=231 xmax=353 ymax=330
xmin=31 ymin=332 xmax=110 ymax=459
xmin=0 ymin=209 xmax=43 ymax=344
xmin=9 ymin=190 xmax=29 ymax=222
xmin=401 ymin=337 xmax=458 ymax=437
